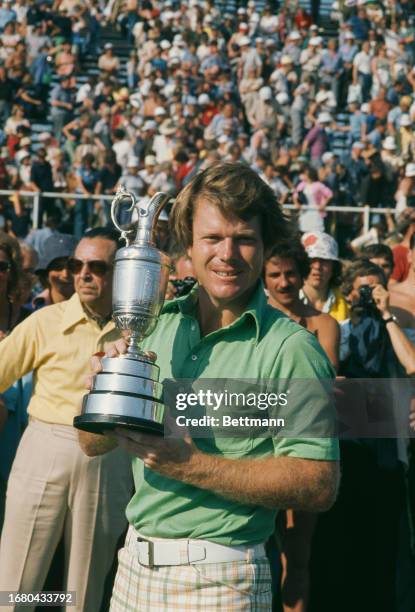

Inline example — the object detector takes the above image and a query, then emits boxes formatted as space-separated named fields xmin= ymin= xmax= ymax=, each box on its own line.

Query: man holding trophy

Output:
xmin=78 ymin=162 xmax=340 ymax=610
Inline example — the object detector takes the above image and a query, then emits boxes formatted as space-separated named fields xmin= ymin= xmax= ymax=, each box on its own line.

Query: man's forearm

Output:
xmin=78 ymin=430 xmax=118 ymax=456
xmin=180 ymin=452 xmax=339 ymax=512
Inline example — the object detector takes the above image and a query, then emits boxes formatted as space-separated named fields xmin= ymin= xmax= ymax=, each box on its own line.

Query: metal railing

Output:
xmin=0 ymin=189 xmax=395 ymax=234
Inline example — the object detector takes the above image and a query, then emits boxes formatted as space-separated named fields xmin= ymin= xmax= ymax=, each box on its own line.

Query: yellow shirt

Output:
xmin=328 ymin=288 xmax=350 ymax=323
xmin=0 ymin=293 xmax=120 ymax=426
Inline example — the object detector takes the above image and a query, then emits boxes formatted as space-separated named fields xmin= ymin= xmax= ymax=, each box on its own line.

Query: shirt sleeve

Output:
xmin=0 ymin=314 xmax=40 ymax=393
xmin=269 ymin=329 xmax=339 ymax=461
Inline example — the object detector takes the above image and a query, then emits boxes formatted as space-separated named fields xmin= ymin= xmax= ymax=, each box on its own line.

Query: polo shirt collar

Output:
xmin=60 ymin=293 xmax=115 ymax=334
xmin=162 ymin=282 xmax=269 ymax=344
xmin=60 ymin=293 xmax=87 ymax=333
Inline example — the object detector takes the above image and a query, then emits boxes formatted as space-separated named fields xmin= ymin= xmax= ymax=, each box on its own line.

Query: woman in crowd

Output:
xmin=300 ymin=231 xmax=349 ymax=322
xmin=293 ymin=165 xmax=333 ymax=234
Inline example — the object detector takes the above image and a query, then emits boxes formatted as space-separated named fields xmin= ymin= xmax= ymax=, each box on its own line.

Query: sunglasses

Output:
xmin=0 ymin=261 xmax=11 ymax=272
xmin=67 ymin=257 xmax=112 ymax=276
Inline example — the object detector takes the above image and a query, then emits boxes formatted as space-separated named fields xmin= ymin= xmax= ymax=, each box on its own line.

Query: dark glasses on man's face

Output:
xmin=0 ymin=261 xmax=11 ymax=272
xmin=67 ymin=257 xmax=112 ymax=276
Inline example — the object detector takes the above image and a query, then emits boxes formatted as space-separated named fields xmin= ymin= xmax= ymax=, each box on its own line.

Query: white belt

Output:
xmin=132 ymin=531 xmax=266 ymax=567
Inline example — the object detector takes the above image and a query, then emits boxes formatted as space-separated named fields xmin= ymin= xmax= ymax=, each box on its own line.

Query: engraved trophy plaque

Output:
xmin=74 ymin=188 xmax=170 ymax=435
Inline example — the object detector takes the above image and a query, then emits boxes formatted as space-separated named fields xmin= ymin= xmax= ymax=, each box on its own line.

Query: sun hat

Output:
xmin=302 ymin=232 xmax=340 ymax=261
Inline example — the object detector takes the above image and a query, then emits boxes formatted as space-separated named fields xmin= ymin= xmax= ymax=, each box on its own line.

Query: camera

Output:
xmin=170 ymin=276 xmax=196 ymax=297
xmin=355 ymin=284 xmax=376 ymax=312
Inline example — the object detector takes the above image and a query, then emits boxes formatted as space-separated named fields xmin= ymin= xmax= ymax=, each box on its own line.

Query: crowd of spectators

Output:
xmin=0 ymin=0 xmax=415 ymax=252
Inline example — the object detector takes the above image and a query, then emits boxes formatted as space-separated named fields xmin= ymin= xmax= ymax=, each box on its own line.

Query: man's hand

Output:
xmin=113 ymin=425 xmax=202 ymax=481
xmin=372 ymin=283 xmax=390 ymax=317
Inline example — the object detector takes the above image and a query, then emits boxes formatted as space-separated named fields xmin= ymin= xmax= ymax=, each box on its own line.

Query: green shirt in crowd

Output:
xmin=126 ymin=282 xmax=339 ymax=546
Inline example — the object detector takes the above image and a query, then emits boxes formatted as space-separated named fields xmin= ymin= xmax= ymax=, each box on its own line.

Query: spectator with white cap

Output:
xmin=282 ymin=30 xmax=303 ymax=64
xmin=302 ymin=112 xmax=332 ymax=164
xmin=239 ymin=66 xmax=264 ymax=119
xmin=269 ymin=54 xmax=293 ymax=96
xmin=353 ymin=40 xmax=372 ymax=101
xmin=247 ymin=85 xmax=280 ymax=130
xmin=152 ymin=119 xmax=177 ymax=164
xmin=301 ymin=231 xmax=349 ymax=321
xmin=381 ymin=136 xmax=402 ymax=175
xmin=397 ymin=113 xmax=415 ymax=160
xmin=137 ymin=154 xmax=157 ymax=188
xmin=98 ymin=42 xmax=119 ymax=76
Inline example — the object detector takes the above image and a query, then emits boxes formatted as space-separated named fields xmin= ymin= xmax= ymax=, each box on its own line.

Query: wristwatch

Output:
xmin=383 ymin=315 xmax=398 ymax=325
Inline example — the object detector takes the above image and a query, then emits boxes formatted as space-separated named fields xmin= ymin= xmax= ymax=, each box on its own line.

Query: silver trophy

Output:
xmin=74 ymin=188 xmax=171 ymax=435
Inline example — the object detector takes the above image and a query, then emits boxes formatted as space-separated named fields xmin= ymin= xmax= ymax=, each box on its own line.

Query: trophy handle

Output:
xmin=135 ymin=192 xmax=170 ymax=245
xmin=110 ymin=186 xmax=138 ymax=246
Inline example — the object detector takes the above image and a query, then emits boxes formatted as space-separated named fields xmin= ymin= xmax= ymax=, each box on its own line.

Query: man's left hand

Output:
xmin=113 ymin=426 xmax=202 ymax=480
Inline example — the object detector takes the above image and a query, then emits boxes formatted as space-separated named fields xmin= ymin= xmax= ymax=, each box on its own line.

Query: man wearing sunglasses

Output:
xmin=0 ymin=228 xmax=132 ymax=612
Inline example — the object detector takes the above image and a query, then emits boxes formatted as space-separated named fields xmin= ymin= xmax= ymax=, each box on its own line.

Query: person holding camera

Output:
xmin=312 ymin=258 xmax=414 ymax=612
xmin=339 ymin=258 xmax=415 ymax=377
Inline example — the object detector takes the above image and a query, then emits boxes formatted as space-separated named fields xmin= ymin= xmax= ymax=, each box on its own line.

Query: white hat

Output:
xmin=276 ymin=92 xmax=289 ymax=105
xmin=160 ymin=39 xmax=171 ymax=50
xmin=322 ymin=151 xmax=335 ymax=164
xmin=302 ymin=231 xmax=340 ymax=261
xmin=218 ymin=134 xmax=230 ymax=144
xmin=280 ymin=54 xmax=293 ymax=65
xmin=127 ymin=156 xmax=140 ymax=167
xmin=238 ymin=35 xmax=251 ymax=47
xmin=237 ymin=7 xmax=246 ymax=14
xmin=38 ymin=132 xmax=51 ymax=141
xmin=142 ymin=120 xmax=157 ymax=131
xmin=316 ymin=91 xmax=329 ymax=104
xmin=154 ymin=106 xmax=167 ymax=116
xmin=144 ymin=155 xmax=157 ymax=166
xmin=289 ymin=31 xmax=301 ymax=41
xmin=239 ymin=21 xmax=249 ymax=30
xmin=400 ymin=113 xmax=412 ymax=127
xmin=259 ymin=86 xmax=272 ymax=101
xmin=104 ymin=43 xmax=113 ymax=50
xmin=160 ymin=119 xmax=176 ymax=136
xmin=317 ymin=112 xmax=332 ymax=124
xmin=405 ymin=163 xmax=415 ymax=177
xmin=345 ymin=31 xmax=355 ymax=39
xmin=308 ymin=37 xmax=320 ymax=46
xmin=15 ymin=150 xmax=30 ymax=163
xmin=198 ymin=93 xmax=210 ymax=105
xmin=360 ymin=103 xmax=370 ymax=113
xmin=382 ymin=136 xmax=397 ymax=151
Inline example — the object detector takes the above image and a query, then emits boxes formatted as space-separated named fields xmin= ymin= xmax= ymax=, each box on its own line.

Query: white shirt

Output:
xmin=353 ymin=51 xmax=371 ymax=75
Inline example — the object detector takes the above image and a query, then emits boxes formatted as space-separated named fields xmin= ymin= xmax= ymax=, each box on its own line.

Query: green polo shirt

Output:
xmin=126 ymin=283 xmax=339 ymax=546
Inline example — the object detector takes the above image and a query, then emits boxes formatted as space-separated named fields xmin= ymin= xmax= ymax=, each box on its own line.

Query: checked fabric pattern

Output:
xmin=110 ymin=527 xmax=272 ymax=611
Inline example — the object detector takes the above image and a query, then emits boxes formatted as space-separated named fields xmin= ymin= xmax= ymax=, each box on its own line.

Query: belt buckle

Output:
xmin=137 ymin=538 xmax=155 ymax=568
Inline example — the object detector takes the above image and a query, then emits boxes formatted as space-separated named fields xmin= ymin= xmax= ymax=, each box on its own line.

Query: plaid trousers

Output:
xmin=110 ymin=526 xmax=272 ymax=611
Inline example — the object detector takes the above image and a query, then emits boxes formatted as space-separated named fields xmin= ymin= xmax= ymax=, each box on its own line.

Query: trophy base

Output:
xmin=74 ymin=413 xmax=164 ymax=435
xmin=73 ymin=355 xmax=166 ymax=436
